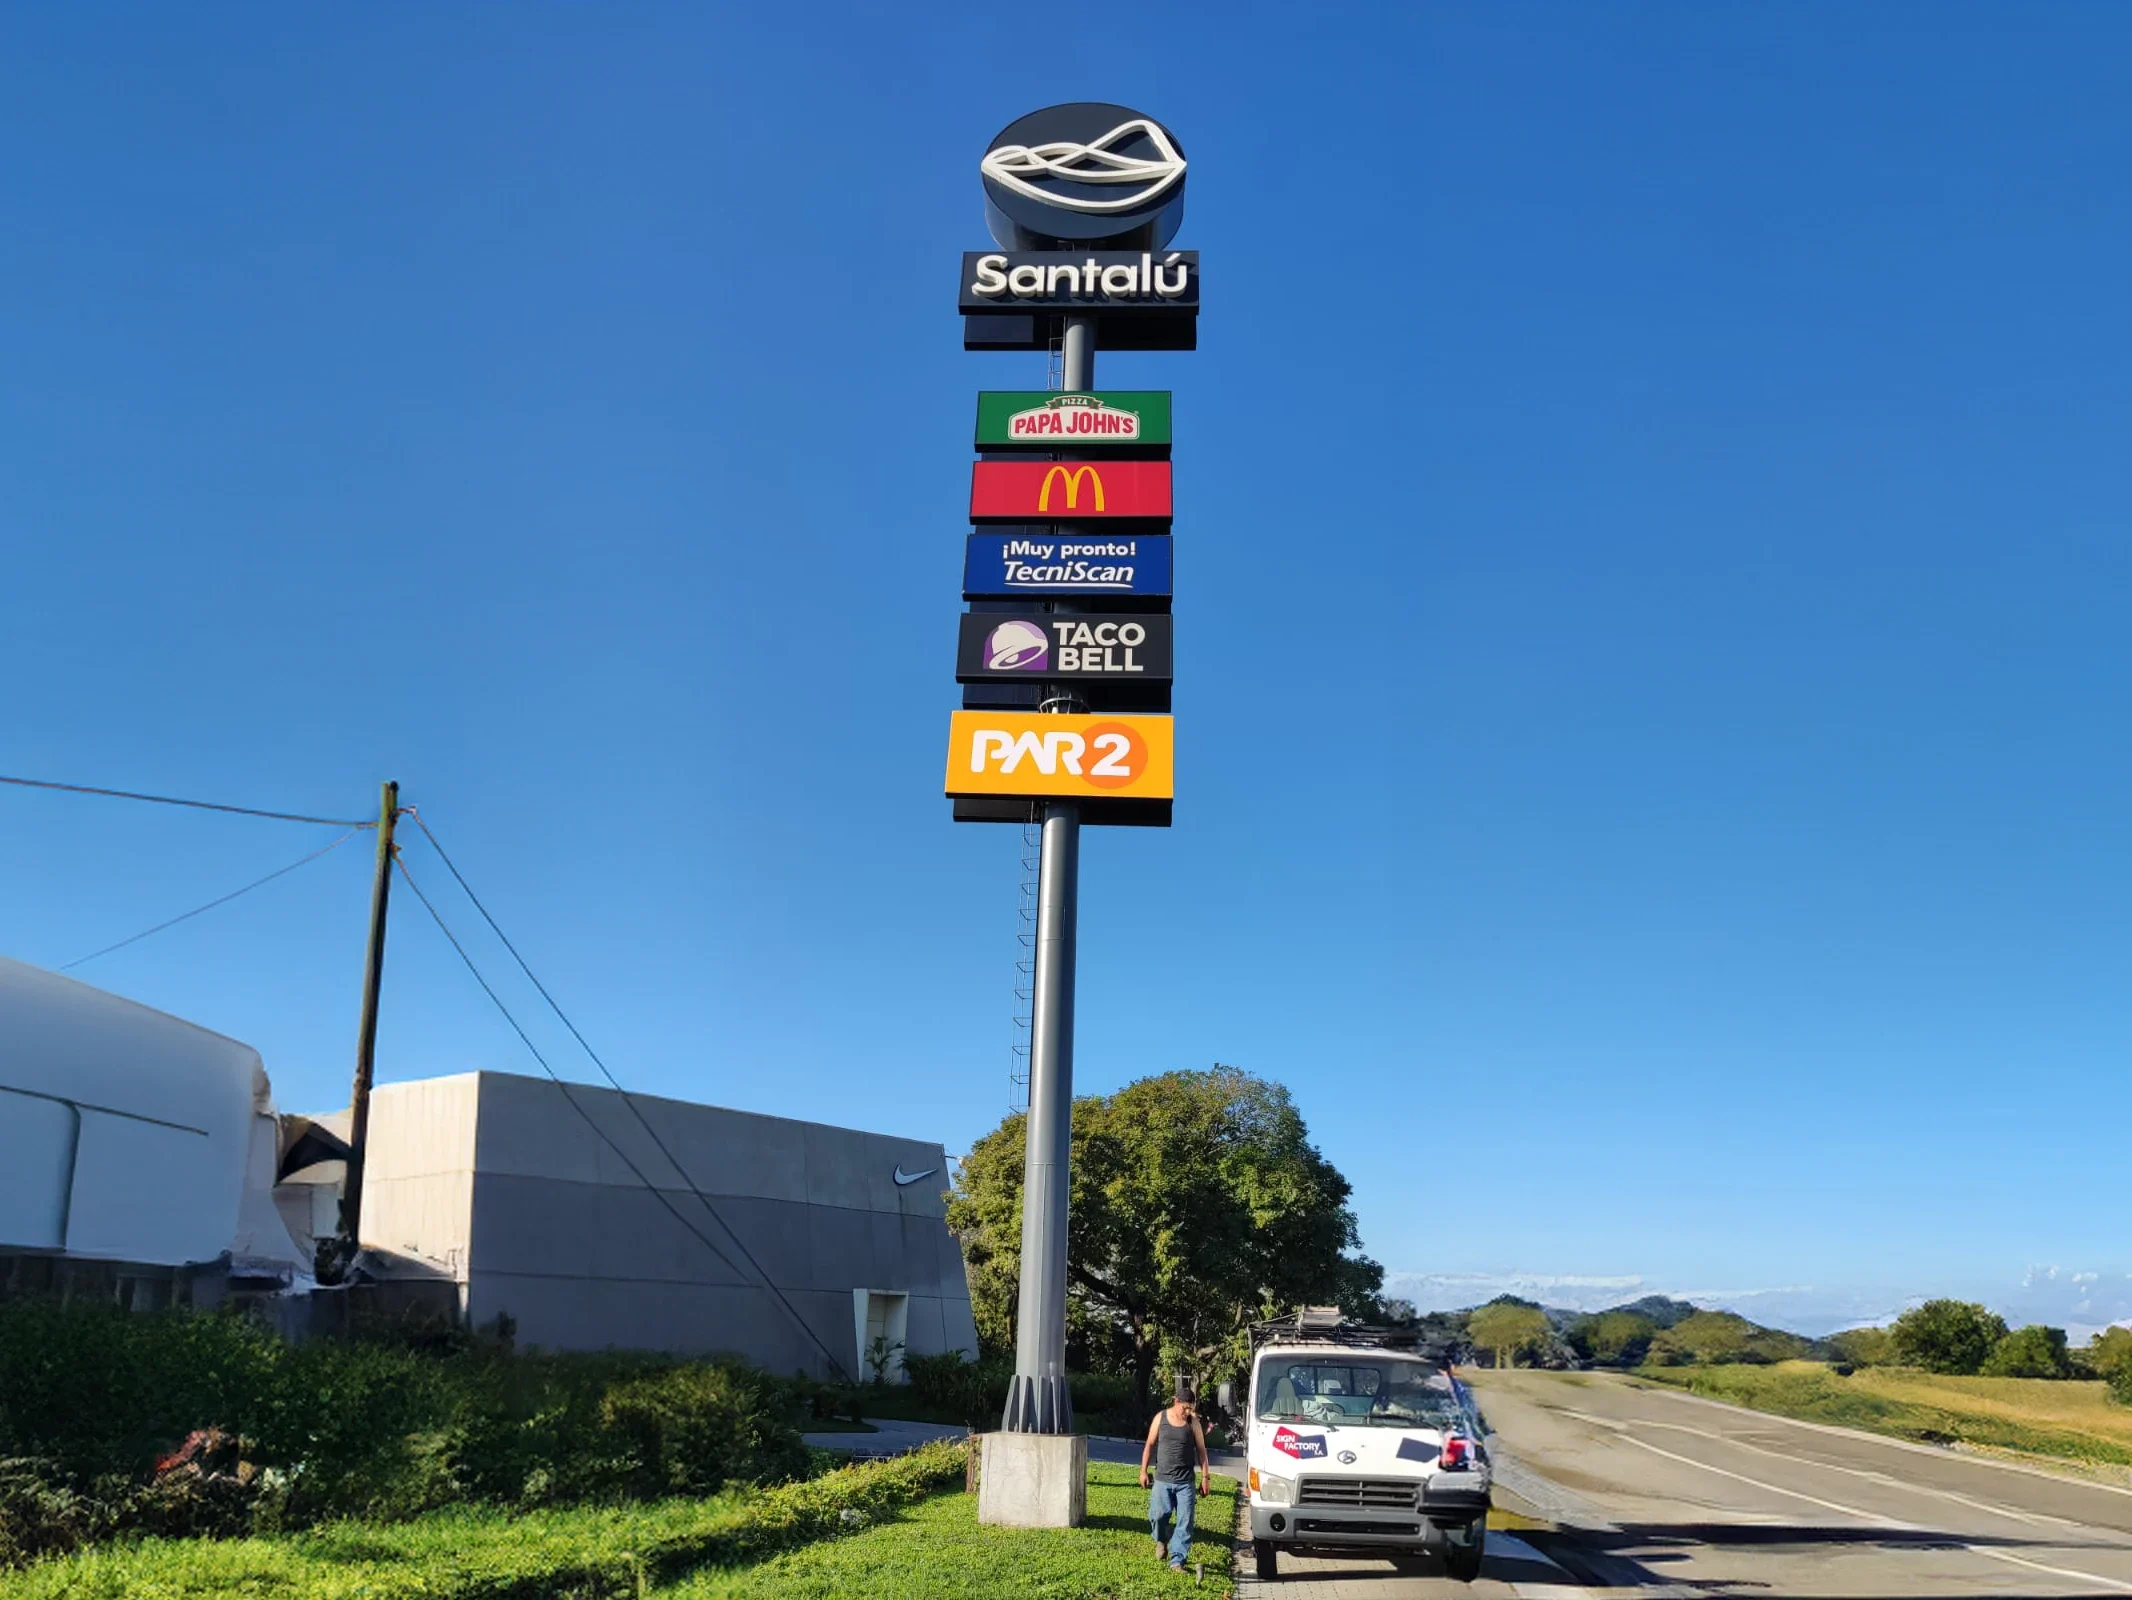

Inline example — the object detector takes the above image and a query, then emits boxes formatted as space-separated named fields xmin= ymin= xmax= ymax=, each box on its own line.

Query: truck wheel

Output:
xmin=1253 ymin=1539 xmax=1279 ymax=1580
xmin=1444 ymin=1522 xmax=1487 ymax=1583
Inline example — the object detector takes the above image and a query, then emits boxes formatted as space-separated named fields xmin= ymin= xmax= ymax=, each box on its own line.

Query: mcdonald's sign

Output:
xmin=968 ymin=459 xmax=1172 ymax=523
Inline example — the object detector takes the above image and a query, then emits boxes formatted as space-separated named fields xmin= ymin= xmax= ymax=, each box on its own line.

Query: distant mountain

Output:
xmin=1604 ymin=1295 xmax=1698 ymax=1329
xmin=1383 ymin=1266 xmax=2132 ymax=1344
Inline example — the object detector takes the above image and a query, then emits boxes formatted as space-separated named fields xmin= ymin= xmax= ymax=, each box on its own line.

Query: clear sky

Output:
xmin=4 ymin=4 xmax=2127 ymax=1329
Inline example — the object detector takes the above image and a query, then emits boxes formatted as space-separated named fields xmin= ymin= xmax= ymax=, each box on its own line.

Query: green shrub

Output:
xmin=599 ymin=1363 xmax=810 ymax=1498
xmin=1828 ymin=1327 xmax=1894 ymax=1368
xmin=0 ymin=1299 xmax=814 ymax=1561
xmin=901 ymin=1352 xmax=1001 ymax=1426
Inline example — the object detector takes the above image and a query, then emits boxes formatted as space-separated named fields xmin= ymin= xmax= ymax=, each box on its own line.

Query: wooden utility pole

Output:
xmin=338 ymin=779 xmax=399 ymax=1261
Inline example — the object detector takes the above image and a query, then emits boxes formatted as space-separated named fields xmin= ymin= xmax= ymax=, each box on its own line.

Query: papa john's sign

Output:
xmin=975 ymin=391 xmax=1171 ymax=451
xmin=944 ymin=711 xmax=1174 ymax=801
xmin=969 ymin=460 xmax=1171 ymax=522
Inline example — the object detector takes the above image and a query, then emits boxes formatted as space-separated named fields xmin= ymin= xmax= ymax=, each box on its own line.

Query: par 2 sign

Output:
xmin=944 ymin=711 xmax=1174 ymax=801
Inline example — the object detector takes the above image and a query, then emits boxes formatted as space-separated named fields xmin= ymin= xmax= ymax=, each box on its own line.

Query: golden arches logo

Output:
xmin=1037 ymin=464 xmax=1105 ymax=513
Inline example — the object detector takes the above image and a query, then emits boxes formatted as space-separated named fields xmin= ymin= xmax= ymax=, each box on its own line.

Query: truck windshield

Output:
xmin=1256 ymin=1357 xmax=1461 ymax=1427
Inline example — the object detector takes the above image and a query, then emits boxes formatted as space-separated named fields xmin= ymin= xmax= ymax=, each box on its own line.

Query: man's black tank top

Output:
xmin=1153 ymin=1410 xmax=1195 ymax=1482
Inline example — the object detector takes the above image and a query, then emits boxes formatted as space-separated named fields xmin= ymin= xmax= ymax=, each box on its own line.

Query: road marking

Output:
xmin=1578 ymin=1415 xmax=2132 ymax=1593
xmin=1494 ymin=1533 xmax=1602 ymax=1598
xmin=1618 ymin=1378 xmax=2132 ymax=1503
xmin=1629 ymin=1418 xmax=2092 ymax=1533
xmin=1558 ymin=1397 xmax=2115 ymax=1541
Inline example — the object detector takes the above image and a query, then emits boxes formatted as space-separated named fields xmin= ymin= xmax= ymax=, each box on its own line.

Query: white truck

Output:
xmin=1243 ymin=1310 xmax=1492 ymax=1583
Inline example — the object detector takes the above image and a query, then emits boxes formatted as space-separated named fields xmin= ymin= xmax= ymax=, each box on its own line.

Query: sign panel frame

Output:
xmin=975 ymin=391 xmax=1171 ymax=452
xmin=962 ymin=532 xmax=1173 ymax=601
xmin=944 ymin=710 xmax=1174 ymax=803
xmin=969 ymin=459 xmax=1172 ymax=523
xmin=956 ymin=612 xmax=1174 ymax=684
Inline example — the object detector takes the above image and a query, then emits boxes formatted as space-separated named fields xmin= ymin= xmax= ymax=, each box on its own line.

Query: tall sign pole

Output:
xmin=1007 ymin=313 xmax=1096 ymax=1434
xmin=952 ymin=104 xmax=1195 ymax=1523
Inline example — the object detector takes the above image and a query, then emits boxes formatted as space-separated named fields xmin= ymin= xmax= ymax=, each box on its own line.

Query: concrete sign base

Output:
xmin=975 ymin=1431 xmax=1088 ymax=1528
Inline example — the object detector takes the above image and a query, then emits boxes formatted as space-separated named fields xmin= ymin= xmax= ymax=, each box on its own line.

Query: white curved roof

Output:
xmin=0 ymin=956 xmax=291 ymax=1267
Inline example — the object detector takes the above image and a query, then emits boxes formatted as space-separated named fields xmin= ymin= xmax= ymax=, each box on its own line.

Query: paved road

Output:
xmin=1470 ymin=1369 xmax=2132 ymax=1596
xmin=1234 ymin=1532 xmax=1585 ymax=1599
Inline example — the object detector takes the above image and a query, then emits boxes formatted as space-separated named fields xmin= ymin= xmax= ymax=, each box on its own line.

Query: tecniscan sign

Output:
xmin=957 ymin=613 xmax=1174 ymax=682
xmin=945 ymin=711 xmax=1174 ymax=802
xmin=963 ymin=533 xmax=1172 ymax=599
xmin=961 ymin=251 xmax=1198 ymax=314
xmin=976 ymin=391 xmax=1171 ymax=451
xmin=969 ymin=460 xmax=1172 ymax=522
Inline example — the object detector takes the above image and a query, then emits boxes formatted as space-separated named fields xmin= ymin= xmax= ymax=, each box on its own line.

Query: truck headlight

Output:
xmin=1255 ymin=1471 xmax=1294 ymax=1506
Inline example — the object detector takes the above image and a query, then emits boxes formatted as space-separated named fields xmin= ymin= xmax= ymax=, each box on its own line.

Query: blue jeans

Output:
xmin=1149 ymin=1479 xmax=1197 ymax=1565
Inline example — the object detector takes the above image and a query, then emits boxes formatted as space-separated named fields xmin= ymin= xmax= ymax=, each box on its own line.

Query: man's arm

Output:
xmin=1192 ymin=1414 xmax=1211 ymax=1491
xmin=1140 ymin=1413 xmax=1161 ymax=1487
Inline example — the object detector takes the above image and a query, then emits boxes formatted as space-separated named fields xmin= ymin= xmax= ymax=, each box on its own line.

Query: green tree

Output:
xmin=1468 ymin=1302 xmax=1553 ymax=1369
xmin=1889 ymin=1300 xmax=2008 ymax=1375
xmin=1828 ymin=1326 xmax=1894 ymax=1367
xmin=1647 ymin=1311 xmax=1808 ymax=1367
xmin=946 ymin=1067 xmax=1382 ymax=1414
xmin=2082 ymin=1326 xmax=2132 ymax=1385
xmin=1576 ymin=1311 xmax=1659 ymax=1367
xmin=1982 ymin=1325 xmax=2070 ymax=1379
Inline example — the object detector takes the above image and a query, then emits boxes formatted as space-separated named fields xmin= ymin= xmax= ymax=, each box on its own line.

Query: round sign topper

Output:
xmin=981 ymin=102 xmax=1187 ymax=251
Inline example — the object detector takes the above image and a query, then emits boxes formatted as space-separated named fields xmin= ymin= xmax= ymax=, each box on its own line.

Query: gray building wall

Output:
xmin=355 ymin=1071 xmax=977 ymax=1379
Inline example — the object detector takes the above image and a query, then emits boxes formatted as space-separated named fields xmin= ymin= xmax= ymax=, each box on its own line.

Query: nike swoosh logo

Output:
xmin=893 ymin=1166 xmax=937 ymax=1187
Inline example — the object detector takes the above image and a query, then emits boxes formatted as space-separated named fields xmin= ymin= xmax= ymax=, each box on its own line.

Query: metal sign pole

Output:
xmin=1003 ymin=313 xmax=1094 ymax=1434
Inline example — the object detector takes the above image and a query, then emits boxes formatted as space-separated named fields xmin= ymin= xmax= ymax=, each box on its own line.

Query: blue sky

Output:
xmin=4 ymin=5 xmax=2127 ymax=1329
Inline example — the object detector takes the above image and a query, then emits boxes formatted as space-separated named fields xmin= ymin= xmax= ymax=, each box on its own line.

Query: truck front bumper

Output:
xmin=1249 ymin=1493 xmax=1489 ymax=1550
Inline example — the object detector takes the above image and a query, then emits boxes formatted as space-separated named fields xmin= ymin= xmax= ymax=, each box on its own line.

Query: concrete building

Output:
xmin=319 ymin=1070 xmax=978 ymax=1379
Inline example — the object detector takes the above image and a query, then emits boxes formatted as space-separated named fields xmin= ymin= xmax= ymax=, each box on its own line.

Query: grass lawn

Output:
xmin=1635 ymin=1360 xmax=2132 ymax=1467
xmin=668 ymin=1462 xmax=1237 ymax=1600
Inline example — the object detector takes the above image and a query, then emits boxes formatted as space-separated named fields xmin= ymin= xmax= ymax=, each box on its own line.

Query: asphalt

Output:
xmin=1470 ymin=1368 xmax=2132 ymax=1597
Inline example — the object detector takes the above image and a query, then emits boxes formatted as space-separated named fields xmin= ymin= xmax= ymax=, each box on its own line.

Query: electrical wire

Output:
xmin=398 ymin=814 xmax=857 ymax=1382
xmin=0 ymin=773 xmax=374 ymax=828
xmin=61 ymin=829 xmax=365 ymax=972
xmin=389 ymin=852 xmax=830 ymax=1351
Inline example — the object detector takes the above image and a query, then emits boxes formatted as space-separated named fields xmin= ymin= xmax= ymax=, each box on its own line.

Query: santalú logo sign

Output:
xmin=975 ymin=391 xmax=1171 ymax=449
xmin=944 ymin=711 xmax=1174 ymax=801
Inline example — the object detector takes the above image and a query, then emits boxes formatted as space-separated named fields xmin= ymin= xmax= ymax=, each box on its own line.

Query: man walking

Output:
xmin=1140 ymin=1375 xmax=1212 ymax=1570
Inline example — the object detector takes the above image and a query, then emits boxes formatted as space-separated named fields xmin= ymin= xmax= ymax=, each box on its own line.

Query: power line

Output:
xmin=399 ymin=813 xmax=857 ymax=1382
xmin=388 ymin=851 xmax=859 ymax=1370
xmin=0 ymin=773 xmax=375 ymax=829
xmin=61 ymin=829 xmax=364 ymax=972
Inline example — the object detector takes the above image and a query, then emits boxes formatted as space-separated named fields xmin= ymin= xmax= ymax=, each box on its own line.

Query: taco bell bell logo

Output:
xmin=986 ymin=619 xmax=1050 ymax=671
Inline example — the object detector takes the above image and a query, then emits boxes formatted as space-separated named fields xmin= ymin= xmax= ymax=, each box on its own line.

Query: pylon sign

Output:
xmin=947 ymin=98 xmax=1194 ymax=836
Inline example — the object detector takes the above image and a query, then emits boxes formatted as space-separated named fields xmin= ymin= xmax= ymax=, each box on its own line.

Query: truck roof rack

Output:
xmin=1251 ymin=1310 xmax=1448 ymax=1357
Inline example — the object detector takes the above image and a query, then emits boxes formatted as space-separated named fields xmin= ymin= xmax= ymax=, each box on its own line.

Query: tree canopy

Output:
xmin=1890 ymin=1300 xmax=2008 ymax=1375
xmin=946 ymin=1066 xmax=1381 ymax=1412
xmin=1982 ymin=1324 xmax=2070 ymax=1379
xmin=1468 ymin=1302 xmax=1554 ymax=1368
xmin=1574 ymin=1310 xmax=1660 ymax=1367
